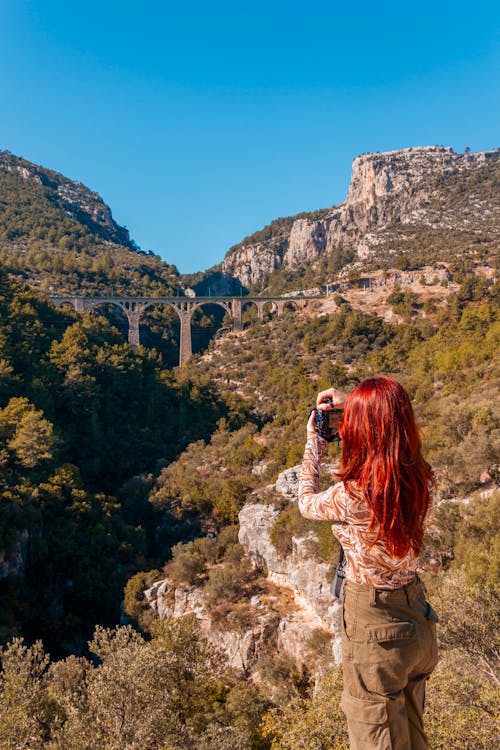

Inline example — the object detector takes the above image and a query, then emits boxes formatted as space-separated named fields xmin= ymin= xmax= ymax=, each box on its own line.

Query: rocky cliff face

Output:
xmin=145 ymin=578 xmax=280 ymax=673
xmin=145 ymin=465 xmax=342 ymax=676
xmin=238 ymin=499 xmax=342 ymax=663
xmin=222 ymin=146 xmax=500 ymax=288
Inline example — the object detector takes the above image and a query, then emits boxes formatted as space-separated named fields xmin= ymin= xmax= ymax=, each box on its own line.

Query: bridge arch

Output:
xmin=190 ymin=299 xmax=233 ymax=318
xmin=86 ymin=300 xmax=130 ymax=339
xmin=238 ymin=299 xmax=261 ymax=327
xmin=189 ymin=301 xmax=230 ymax=355
xmin=50 ymin=296 xmax=87 ymax=313
xmin=262 ymin=300 xmax=279 ymax=321
xmin=133 ymin=301 xmax=181 ymax=367
xmin=51 ymin=297 xmax=79 ymax=313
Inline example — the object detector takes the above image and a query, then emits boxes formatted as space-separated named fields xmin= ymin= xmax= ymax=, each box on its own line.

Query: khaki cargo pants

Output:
xmin=341 ymin=577 xmax=438 ymax=750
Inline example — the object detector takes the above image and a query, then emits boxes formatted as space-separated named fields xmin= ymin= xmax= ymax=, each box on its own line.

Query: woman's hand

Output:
xmin=316 ymin=387 xmax=348 ymax=410
xmin=306 ymin=387 xmax=348 ymax=438
xmin=306 ymin=408 xmax=319 ymax=437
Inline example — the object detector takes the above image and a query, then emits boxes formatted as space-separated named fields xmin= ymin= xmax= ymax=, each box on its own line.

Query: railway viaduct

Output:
xmin=48 ymin=295 xmax=317 ymax=366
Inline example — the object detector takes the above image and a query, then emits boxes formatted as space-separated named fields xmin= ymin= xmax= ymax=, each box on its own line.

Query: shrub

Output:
xmin=306 ymin=628 xmax=334 ymax=661
xmin=205 ymin=558 xmax=255 ymax=606
xmin=425 ymin=652 xmax=500 ymax=749
xmin=209 ymin=601 xmax=258 ymax=633
xmin=215 ymin=477 xmax=252 ymax=522
xmin=423 ymin=298 xmax=437 ymax=315
xmin=218 ymin=524 xmax=240 ymax=553
xmin=270 ymin=505 xmax=311 ymax=556
xmin=387 ymin=285 xmax=419 ymax=317
xmin=123 ymin=569 xmax=162 ymax=624
xmin=193 ymin=536 xmax=219 ymax=565
xmin=223 ymin=542 xmax=246 ymax=564
xmin=260 ymin=668 xmax=348 ymax=749
xmin=270 ymin=505 xmax=338 ymax=562
xmin=453 ymin=492 xmax=500 ymax=587
xmin=169 ymin=541 xmax=208 ymax=586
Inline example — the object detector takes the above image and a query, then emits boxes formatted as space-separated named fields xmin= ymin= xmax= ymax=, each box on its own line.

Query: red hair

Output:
xmin=338 ymin=376 xmax=433 ymax=557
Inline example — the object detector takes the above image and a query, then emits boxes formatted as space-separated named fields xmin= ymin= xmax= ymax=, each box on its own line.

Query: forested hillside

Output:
xmin=0 ymin=151 xmax=180 ymax=296
xmin=0 ymin=268 xmax=252 ymax=655
xmin=0 ymin=152 xmax=240 ymax=365
xmin=0 ymin=267 xmax=498 ymax=748
xmin=0 ymin=147 xmax=498 ymax=748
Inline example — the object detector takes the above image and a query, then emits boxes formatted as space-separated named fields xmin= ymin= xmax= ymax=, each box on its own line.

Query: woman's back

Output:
xmin=299 ymin=377 xmax=438 ymax=749
xmin=298 ymin=465 xmax=419 ymax=588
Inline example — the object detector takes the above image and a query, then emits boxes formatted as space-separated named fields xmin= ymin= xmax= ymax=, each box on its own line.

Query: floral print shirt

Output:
xmin=298 ymin=435 xmax=418 ymax=588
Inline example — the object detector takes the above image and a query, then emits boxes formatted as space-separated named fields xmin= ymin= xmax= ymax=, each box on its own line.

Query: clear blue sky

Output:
xmin=1 ymin=1 xmax=499 ymax=273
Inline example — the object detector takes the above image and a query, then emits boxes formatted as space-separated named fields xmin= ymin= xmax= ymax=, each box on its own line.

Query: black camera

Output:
xmin=310 ymin=397 xmax=342 ymax=443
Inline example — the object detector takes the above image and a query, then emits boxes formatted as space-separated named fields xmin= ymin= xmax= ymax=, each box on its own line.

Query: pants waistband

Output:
xmin=345 ymin=575 xmax=423 ymax=606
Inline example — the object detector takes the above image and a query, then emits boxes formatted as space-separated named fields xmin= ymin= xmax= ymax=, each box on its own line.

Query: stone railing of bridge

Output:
xmin=48 ymin=295 xmax=320 ymax=366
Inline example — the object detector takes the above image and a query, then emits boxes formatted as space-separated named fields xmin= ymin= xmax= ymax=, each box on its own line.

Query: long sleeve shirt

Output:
xmin=298 ymin=434 xmax=418 ymax=589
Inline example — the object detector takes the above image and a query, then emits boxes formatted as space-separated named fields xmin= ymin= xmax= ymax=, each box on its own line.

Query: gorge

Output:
xmin=0 ymin=144 xmax=498 ymax=749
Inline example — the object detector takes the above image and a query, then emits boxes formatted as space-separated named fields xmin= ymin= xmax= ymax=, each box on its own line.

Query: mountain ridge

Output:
xmin=221 ymin=146 xmax=499 ymax=291
xmin=0 ymin=150 xmax=182 ymax=299
xmin=2 ymin=145 xmax=498 ymax=300
xmin=0 ymin=150 xmax=132 ymax=247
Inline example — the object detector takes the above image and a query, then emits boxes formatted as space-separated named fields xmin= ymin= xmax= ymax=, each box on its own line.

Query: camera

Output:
xmin=310 ymin=397 xmax=342 ymax=443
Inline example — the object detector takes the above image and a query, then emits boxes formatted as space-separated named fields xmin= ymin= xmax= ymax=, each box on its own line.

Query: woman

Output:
xmin=298 ymin=376 xmax=438 ymax=750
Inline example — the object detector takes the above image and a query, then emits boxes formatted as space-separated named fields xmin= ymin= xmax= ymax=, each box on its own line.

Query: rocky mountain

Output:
xmin=0 ymin=151 xmax=131 ymax=247
xmin=0 ymin=150 xmax=180 ymax=296
xmin=222 ymin=146 xmax=500 ymax=289
xmin=2 ymin=146 xmax=498 ymax=300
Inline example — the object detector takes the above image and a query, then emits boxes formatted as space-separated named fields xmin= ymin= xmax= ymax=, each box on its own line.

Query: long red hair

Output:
xmin=338 ymin=376 xmax=433 ymax=557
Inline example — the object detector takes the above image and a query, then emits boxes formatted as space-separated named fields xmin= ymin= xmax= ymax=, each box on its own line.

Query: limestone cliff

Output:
xmin=145 ymin=465 xmax=342 ymax=676
xmin=222 ymin=146 xmax=500 ymax=288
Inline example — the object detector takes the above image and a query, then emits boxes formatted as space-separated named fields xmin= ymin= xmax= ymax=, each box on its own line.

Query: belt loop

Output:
xmin=369 ymin=586 xmax=377 ymax=607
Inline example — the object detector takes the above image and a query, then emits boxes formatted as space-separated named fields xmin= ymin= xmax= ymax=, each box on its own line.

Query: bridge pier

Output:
xmin=126 ymin=309 xmax=141 ymax=348
xmin=177 ymin=303 xmax=193 ymax=367
xmin=254 ymin=300 xmax=266 ymax=321
xmin=231 ymin=299 xmax=243 ymax=331
xmin=114 ymin=301 xmax=148 ymax=350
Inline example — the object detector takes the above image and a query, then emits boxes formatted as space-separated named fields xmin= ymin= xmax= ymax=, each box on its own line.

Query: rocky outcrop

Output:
xmin=190 ymin=270 xmax=245 ymax=297
xmin=239 ymin=463 xmax=343 ymax=667
xmin=238 ymin=495 xmax=342 ymax=668
xmin=145 ymin=464 xmax=342 ymax=674
xmin=222 ymin=146 xmax=500 ymax=288
xmin=283 ymin=218 xmax=330 ymax=267
xmin=274 ymin=464 xmax=302 ymax=499
xmin=145 ymin=580 xmax=278 ymax=672
xmin=221 ymin=241 xmax=287 ymax=289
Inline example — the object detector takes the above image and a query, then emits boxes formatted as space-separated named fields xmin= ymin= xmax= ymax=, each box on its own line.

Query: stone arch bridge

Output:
xmin=48 ymin=295 xmax=317 ymax=366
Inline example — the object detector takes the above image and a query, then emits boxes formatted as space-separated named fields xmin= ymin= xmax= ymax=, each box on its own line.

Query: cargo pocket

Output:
xmin=366 ymin=621 xmax=415 ymax=643
xmin=342 ymin=691 xmax=389 ymax=724
xmin=341 ymin=692 xmax=391 ymax=748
